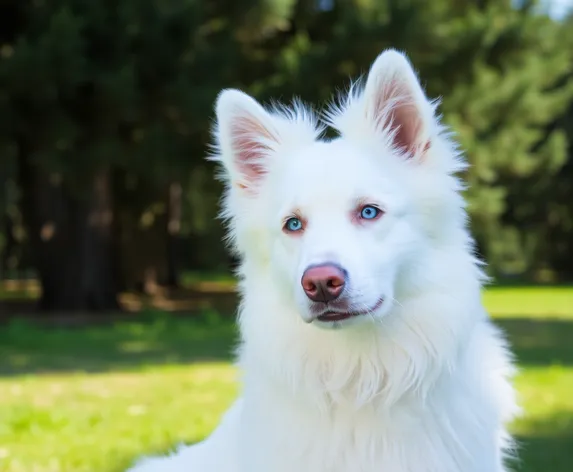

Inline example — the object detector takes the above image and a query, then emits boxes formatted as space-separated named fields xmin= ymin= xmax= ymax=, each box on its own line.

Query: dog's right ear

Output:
xmin=214 ymin=89 xmax=280 ymax=193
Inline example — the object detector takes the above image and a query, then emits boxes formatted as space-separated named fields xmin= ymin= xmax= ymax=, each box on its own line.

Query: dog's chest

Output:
xmin=239 ymin=397 xmax=489 ymax=472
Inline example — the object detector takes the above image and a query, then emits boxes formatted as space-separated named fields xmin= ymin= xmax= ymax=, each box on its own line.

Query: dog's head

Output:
xmin=211 ymin=50 xmax=467 ymax=329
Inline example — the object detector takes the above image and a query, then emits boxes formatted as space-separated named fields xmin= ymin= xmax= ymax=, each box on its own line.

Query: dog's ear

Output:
xmin=363 ymin=49 xmax=433 ymax=160
xmin=214 ymin=89 xmax=280 ymax=192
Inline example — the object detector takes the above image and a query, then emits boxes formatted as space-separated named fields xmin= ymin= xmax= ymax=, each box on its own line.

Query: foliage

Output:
xmin=0 ymin=0 xmax=573 ymax=309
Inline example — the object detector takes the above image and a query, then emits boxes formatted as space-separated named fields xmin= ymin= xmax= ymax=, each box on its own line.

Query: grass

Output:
xmin=0 ymin=288 xmax=572 ymax=471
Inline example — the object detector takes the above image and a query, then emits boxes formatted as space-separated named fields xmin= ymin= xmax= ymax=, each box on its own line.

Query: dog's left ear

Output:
xmin=363 ymin=49 xmax=433 ymax=160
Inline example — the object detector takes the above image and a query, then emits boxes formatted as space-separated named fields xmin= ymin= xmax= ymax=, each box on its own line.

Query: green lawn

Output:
xmin=1 ymin=287 xmax=572 ymax=472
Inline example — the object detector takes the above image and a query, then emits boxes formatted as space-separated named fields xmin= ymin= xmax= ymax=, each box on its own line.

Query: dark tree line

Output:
xmin=1 ymin=0 xmax=572 ymax=312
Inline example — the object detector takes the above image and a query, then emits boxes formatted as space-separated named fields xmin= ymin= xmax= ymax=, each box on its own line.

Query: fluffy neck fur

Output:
xmin=235 ymin=239 xmax=487 ymax=412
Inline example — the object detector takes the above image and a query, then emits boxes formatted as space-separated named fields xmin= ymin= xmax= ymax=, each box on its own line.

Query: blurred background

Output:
xmin=0 ymin=0 xmax=572 ymax=471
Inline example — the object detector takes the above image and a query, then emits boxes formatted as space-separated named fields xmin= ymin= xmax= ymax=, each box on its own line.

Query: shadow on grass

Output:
xmin=510 ymin=412 xmax=573 ymax=472
xmin=493 ymin=317 xmax=573 ymax=366
xmin=0 ymin=311 xmax=238 ymax=376
xmin=2 ymin=309 xmax=573 ymax=376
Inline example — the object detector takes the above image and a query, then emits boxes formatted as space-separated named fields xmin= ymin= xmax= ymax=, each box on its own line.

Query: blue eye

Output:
xmin=360 ymin=205 xmax=381 ymax=220
xmin=285 ymin=217 xmax=303 ymax=232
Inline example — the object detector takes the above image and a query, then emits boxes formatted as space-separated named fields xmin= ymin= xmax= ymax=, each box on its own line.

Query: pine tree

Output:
xmin=433 ymin=2 xmax=573 ymax=279
xmin=0 ymin=0 xmax=297 ymax=310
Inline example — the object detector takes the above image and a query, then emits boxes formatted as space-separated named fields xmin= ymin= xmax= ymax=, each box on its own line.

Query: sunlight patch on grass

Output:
xmin=512 ymin=366 xmax=573 ymax=434
xmin=484 ymin=286 xmax=573 ymax=318
xmin=0 ymin=364 xmax=238 ymax=472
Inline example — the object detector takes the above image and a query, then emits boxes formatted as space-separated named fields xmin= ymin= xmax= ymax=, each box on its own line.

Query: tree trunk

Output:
xmin=165 ymin=181 xmax=182 ymax=288
xmin=0 ymin=210 xmax=16 ymax=275
xmin=78 ymin=170 xmax=119 ymax=310
xmin=18 ymin=146 xmax=119 ymax=312
xmin=112 ymin=170 xmax=169 ymax=294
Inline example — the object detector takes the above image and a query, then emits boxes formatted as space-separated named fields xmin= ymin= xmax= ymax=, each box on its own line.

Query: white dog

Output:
xmin=127 ymin=49 xmax=519 ymax=472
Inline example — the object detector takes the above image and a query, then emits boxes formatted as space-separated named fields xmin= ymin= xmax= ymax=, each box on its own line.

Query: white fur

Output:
xmin=127 ymin=49 xmax=519 ymax=472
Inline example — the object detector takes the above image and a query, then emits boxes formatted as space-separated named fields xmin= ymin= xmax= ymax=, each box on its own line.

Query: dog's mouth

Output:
xmin=315 ymin=298 xmax=384 ymax=322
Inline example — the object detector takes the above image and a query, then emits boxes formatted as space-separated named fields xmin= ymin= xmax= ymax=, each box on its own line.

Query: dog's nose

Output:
xmin=301 ymin=264 xmax=346 ymax=302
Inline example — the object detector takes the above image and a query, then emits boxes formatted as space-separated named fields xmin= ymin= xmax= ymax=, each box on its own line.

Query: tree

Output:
xmin=1 ymin=0 xmax=572 ymax=312
xmin=0 ymin=0 xmax=301 ymax=311
xmin=425 ymin=2 xmax=570 ymax=279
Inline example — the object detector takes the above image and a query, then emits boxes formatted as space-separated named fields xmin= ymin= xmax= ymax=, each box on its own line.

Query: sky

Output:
xmin=547 ymin=0 xmax=573 ymax=18
xmin=315 ymin=0 xmax=573 ymax=20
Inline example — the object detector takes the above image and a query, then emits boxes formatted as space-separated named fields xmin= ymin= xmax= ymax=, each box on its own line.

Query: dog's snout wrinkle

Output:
xmin=301 ymin=263 xmax=347 ymax=302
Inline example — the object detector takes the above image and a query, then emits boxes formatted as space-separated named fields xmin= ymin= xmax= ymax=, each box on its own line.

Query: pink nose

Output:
xmin=301 ymin=264 xmax=346 ymax=302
